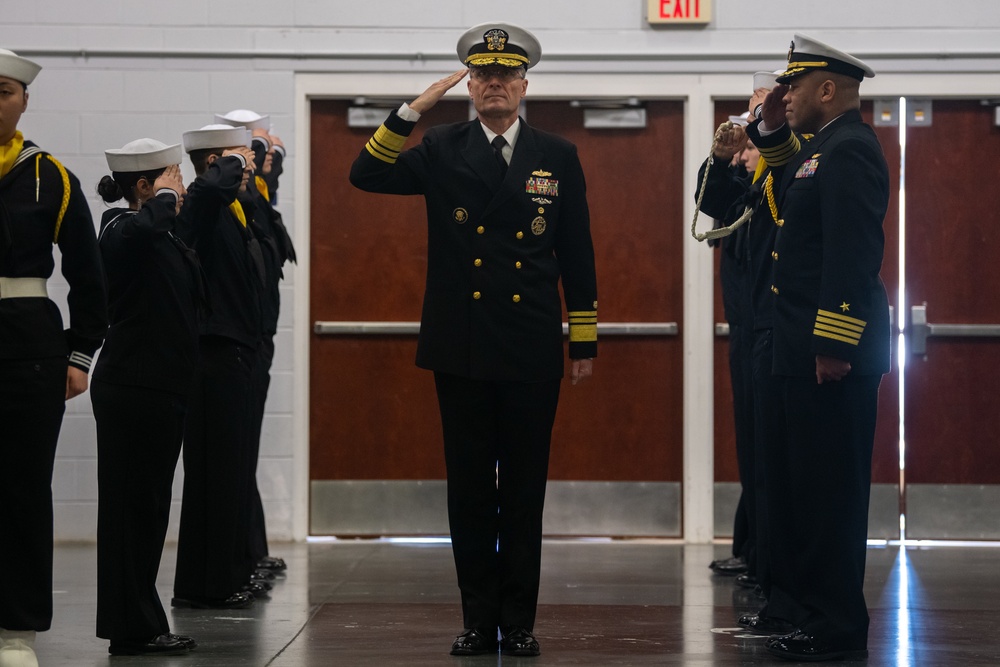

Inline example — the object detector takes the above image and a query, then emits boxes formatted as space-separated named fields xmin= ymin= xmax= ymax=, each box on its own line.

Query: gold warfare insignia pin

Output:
xmin=531 ymin=216 xmax=546 ymax=236
xmin=531 ymin=197 xmax=552 ymax=205
xmin=532 ymin=170 xmax=552 ymax=177
xmin=453 ymin=208 xmax=468 ymax=224
xmin=484 ymin=28 xmax=508 ymax=52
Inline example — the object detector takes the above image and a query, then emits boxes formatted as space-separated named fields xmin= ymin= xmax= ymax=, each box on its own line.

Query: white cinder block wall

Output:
xmin=2 ymin=0 xmax=998 ymax=543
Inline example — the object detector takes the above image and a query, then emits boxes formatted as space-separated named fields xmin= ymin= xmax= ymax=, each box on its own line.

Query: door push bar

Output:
xmin=910 ymin=304 xmax=1000 ymax=356
xmin=314 ymin=321 xmax=680 ymax=336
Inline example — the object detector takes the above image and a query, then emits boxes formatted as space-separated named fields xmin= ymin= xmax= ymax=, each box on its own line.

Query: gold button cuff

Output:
xmin=477 ymin=226 xmax=485 ymax=234
xmin=474 ymin=259 xmax=482 ymax=267
xmin=512 ymin=294 xmax=521 ymax=303
xmin=473 ymin=291 xmax=481 ymax=300
xmin=516 ymin=231 xmax=524 ymax=239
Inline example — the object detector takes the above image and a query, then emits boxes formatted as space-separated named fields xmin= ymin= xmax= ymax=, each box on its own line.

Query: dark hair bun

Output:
xmin=97 ymin=175 xmax=124 ymax=203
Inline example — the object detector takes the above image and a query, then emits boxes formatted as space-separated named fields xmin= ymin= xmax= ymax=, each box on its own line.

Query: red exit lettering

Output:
xmin=659 ymin=0 xmax=702 ymax=19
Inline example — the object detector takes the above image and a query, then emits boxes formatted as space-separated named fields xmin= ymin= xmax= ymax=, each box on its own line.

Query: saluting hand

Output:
xmin=409 ymin=69 xmax=470 ymax=114
xmin=154 ymin=164 xmax=187 ymax=214
xmin=223 ymin=146 xmax=256 ymax=172
xmin=758 ymin=84 xmax=789 ymax=130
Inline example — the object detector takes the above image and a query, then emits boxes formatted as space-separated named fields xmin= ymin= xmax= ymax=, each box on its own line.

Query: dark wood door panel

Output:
xmin=905 ymin=100 xmax=1000 ymax=484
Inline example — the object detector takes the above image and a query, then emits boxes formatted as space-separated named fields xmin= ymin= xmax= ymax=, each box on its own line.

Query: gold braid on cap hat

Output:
xmin=782 ymin=61 xmax=829 ymax=77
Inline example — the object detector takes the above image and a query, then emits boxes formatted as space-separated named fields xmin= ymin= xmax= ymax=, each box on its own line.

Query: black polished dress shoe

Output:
xmin=242 ymin=581 xmax=271 ymax=597
xmin=709 ymin=555 xmax=747 ymax=575
xmin=166 ymin=633 xmax=197 ymax=650
xmin=737 ymin=613 xmax=795 ymax=636
xmin=170 ymin=591 xmax=254 ymax=609
xmin=734 ymin=573 xmax=758 ymax=588
xmin=449 ymin=628 xmax=498 ymax=656
xmin=765 ymin=630 xmax=867 ymax=662
xmin=252 ymin=568 xmax=277 ymax=582
xmin=109 ymin=634 xmax=189 ymax=656
xmin=500 ymin=627 xmax=540 ymax=657
xmin=257 ymin=556 xmax=287 ymax=572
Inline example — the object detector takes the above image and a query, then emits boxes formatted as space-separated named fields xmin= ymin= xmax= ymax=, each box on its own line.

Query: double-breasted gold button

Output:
xmin=512 ymin=295 xmax=521 ymax=303
xmin=473 ymin=291 xmax=481 ymax=300
xmin=515 ymin=261 xmax=522 ymax=269
xmin=516 ymin=231 xmax=524 ymax=239
xmin=474 ymin=259 xmax=482 ymax=267
xmin=477 ymin=226 xmax=485 ymax=234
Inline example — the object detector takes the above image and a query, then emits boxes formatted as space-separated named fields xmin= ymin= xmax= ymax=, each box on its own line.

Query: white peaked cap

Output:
xmin=105 ymin=138 xmax=182 ymax=172
xmin=777 ymin=33 xmax=875 ymax=83
xmin=458 ymin=22 xmax=542 ymax=69
xmin=0 ymin=48 xmax=41 ymax=85
xmin=214 ymin=109 xmax=270 ymax=131
xmin=182 ymin=124 xmax=252 ymax=153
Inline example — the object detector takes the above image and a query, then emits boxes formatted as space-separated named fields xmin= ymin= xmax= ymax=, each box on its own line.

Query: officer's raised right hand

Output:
xmin=410 ymin=69 xmax=470 ymax=114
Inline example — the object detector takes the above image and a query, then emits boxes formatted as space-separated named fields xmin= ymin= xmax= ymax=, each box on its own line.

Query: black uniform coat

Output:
xmin=350 ymin=111 xmax=598 ymax=382
xmin=751 ymin=110 xmax=890 ymax=377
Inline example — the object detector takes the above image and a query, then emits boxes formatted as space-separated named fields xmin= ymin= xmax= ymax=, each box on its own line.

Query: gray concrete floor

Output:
xmin=33 ymin=540 xmax=1000 ymax=665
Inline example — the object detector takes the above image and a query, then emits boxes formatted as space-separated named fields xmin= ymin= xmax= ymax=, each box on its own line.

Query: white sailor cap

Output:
xmin=0 ymin=48 xmax=41 ymax=86
xmin=214 ymin=109 xmax=271 ymax=132
xmin=105 ymin=138 xmax=182 ymax=172
xmin=182 ymin=124 xmax=252 ymax=153
xmin=728 ymin=111 xmax=750 ymax=127
xmin=753 ymin=70 xmax=781 ymax=91
xmin=777 ymin=34 xmax=875 ymax=84
xmin=457 ymin=22 xmax=541 ymax=69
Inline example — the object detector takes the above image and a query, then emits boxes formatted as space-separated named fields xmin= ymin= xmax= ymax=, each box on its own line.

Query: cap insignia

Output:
xmin=484 ymin=29 xmax=509 ymax=52
xmin=787 ymin=40 xmax=795 ymax=62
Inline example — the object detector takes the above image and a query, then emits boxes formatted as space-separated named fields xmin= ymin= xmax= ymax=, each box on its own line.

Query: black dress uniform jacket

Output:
xmin=0 ymin=140 xmax=106 ymax=368
xmin=94 ymin=195 xmax=203 ymax=395
xmin=750 ymin=110 xmax=890 ymax=377
xmin=350 ymin=111 xmax=598 ymax=382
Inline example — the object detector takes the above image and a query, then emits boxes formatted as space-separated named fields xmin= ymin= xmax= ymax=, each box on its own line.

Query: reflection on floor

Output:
xmin=34 ymin=540 xmax=1000 ymax=665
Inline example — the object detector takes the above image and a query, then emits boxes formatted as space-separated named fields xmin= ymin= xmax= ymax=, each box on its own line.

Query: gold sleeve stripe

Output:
xmin=570 ymin=324 xmax=597 ymax=343
xmin=814 ymin=329 xmax=861 ymax=346
xmin=816 ymin=314 xmax=864 ymax=333
xmin=364 ymin=124 xmax=408 ymax=164
xmin=757 ymin=134 xmax=801 ymax=166
xmin=814 ymin=321 xmax=861 ymax=341
xmin=568 ymin=311 xmax=598 ymax=342
xmin=817 ymin=309 xmax=866 ymax=327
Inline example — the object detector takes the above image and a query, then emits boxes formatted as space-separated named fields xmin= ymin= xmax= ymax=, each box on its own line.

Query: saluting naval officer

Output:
xmin=0 ymin=48 xmax=107 ymax=667
xmin=92 ymin=139 xmax=200 ymax=656
xmin=349 ymin=22 xmax=598 ymax=658
xmin=745 ymin=34 xmax=890 ymax=662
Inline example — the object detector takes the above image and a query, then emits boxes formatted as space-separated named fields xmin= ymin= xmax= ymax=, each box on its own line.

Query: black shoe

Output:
xmin=252 ymin=568 xmax=277 ymax=582
xmin=247 ymin=575 xmax=273 ymax=591
xmin=242 ymin=581 xmax=271 ymax=597
xmin=737 ymin=613 xmax=795 ymax=636
xmin=171 ymin=592 xmax=254 ymax=609
xmin=257 ymin=556 xmax=287 ymax=572
xmin=709 ymin=555 xmax=747 ymax=575
xmin=166 ymin=633 xmax=197 ymax=650
xmin=734 ymin=573 xmax=758 ymax=588
xmin=109 ymin=634 xmax=189 ymax=656
xmin=765 ymin=630 xmax=867 ymax=662
xmin=500 ymin=627 xmax=540 ymax=657
xmin=450 ymin=628 xmax=498 ymax=656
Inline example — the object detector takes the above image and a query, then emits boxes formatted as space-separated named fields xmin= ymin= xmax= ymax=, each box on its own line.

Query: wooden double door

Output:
xmin=309 ymin=99 xmax=686 ymax=536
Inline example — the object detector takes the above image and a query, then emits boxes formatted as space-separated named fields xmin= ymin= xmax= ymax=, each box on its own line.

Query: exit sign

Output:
xmin=648 ymin=0 xmax=711 ymax=24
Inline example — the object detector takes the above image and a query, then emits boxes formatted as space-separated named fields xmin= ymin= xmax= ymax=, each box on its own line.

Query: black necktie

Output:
xmin=491 ymin=135 xmax=508 ymax=178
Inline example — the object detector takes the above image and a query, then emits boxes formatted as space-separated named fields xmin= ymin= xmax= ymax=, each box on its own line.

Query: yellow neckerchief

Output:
xmin=0 ymin=131 xmax=24 ymax=180
xmin=228 ymin=199 xmax=247 ymax=227
xmin=255 ymin=175 xmax=270 ymax=202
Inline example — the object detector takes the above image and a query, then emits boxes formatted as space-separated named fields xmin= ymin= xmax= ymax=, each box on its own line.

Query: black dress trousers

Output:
xmin=766 ymin=372 xmax=881 ymax=645
xmin=92 ymin=379 xmax=186 ymax=640
xmin=247 ymin=335 xmax=275 ymax=564
xmin=433 ymin=372 xmax=561 ymax=632
xmin=174 ymin=336 xmax=258 ymax=600
xmin=0 ymin=356 xmax=67 ymax=631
